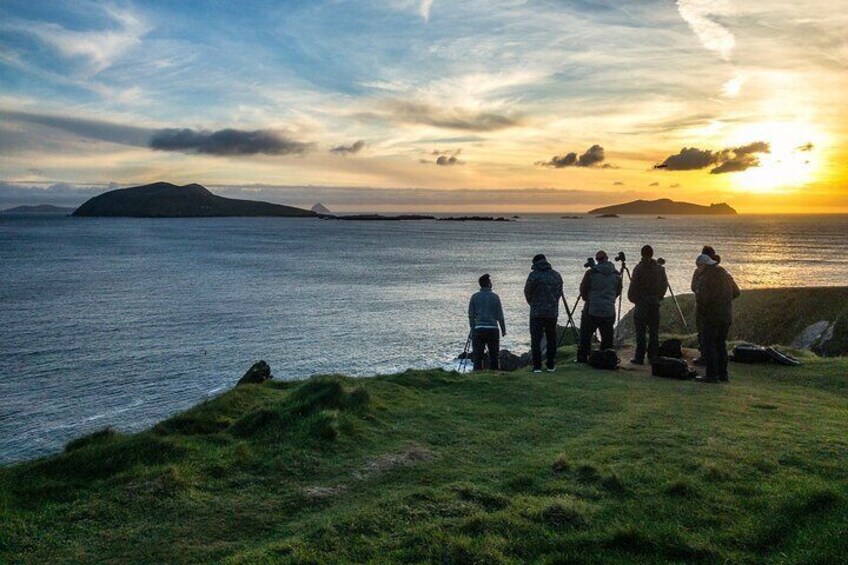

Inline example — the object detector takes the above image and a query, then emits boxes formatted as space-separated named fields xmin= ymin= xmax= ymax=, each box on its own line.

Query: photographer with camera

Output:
xmin=627 ymin=245 xmax=668 ymax=365
xmin=524 ymin=254 xmax=564 ymax=373
xmin=576 ymin=250 xmax=622 ymax=363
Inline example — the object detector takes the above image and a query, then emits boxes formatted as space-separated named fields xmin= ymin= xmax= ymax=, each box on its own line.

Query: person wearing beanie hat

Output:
xmin=692 ymin=250 xmax=740 ymax=383
xmin=627 ymin=244 xmax=668 ymax=365
xmin=524 ymin=254 xmax=564 ymax=372
xmin=468 ymin=274 xmax=506 ymax=371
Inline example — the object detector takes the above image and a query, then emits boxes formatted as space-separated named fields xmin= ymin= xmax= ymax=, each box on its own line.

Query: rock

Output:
xmin=237 ymin=360 xmax=272 ymax=386
xmin=496 ymin=349 xmax=526 ymax=371
xmin=792 ymin=320 xmax=834 ymax=350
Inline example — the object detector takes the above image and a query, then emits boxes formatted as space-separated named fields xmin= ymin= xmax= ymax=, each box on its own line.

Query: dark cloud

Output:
xmin=369 ymin=100 xmax=523 ymax=132
xmin=330 ymin=140 xmax=365 ymax=156
xmin=655 ymin=141 xmax=770 ymax=174
xmin=537 ymin=145 xmax=608 ymax=168
xmin=649 ymin=182 xmax=659 ymax=186
xmin=0 ymin=110 xmax=153 ymax=146
xmin=150 ymin=128 xmax=312 ymax=156
xmin=613 ymin=181 xmax=624 ymax=186
xmin=436 ymin=155 xmax=462 ymax=166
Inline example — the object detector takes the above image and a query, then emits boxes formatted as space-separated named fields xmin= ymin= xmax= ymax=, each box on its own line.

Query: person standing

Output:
xmin=691 ymin=245 xmax=719 ymax=365
xmin=693 ymin=252 xmax=740 ymax=383
xmin=577 ymin=250 xmax=622 ymax=363
xmin=627 ymin=245 xmax=668 ymax=365
xmin=524 ymin=254 xmax=563 ymax=373
xmin=468 ymin=274 xmax=506 ymax=371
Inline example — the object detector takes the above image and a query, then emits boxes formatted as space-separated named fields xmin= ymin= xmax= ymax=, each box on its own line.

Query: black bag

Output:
xmin=652 ymin=357 xmax=696 ymax=380
xmin=731 ymin=343 xmax=772 ymax=364
xmin=765 ymin=347 xmax=802 ymax=366
xmin=657 ymin=338 xmax=683 ymax=359
xmin=589 ymin=349 xmax=620 ymax=370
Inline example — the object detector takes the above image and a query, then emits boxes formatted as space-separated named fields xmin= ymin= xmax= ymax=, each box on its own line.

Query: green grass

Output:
xmin=618 ymin=287 xmax=848 ymax=355
xmin=2 ymin=348 xmax=847 ymax=563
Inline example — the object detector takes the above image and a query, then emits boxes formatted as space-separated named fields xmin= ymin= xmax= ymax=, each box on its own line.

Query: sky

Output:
xmin=1 ymin=0 xmax=847 ymax=213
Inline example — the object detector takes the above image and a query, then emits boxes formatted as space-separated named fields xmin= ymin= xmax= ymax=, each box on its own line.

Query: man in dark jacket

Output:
xmin=577 ymin=251 xmax=622 ymax=363
xmin=693 ymin=253 xmax=740 ymax=383
xmin=524 ymin=254 xmax=563 ymax=373
xmin=627 ymin=245 xmax=668 ymax=365
xmin=691 ymin=245 xmax=719 ymax=365
xmin=468 ymin=274 xmax=507 ymax=371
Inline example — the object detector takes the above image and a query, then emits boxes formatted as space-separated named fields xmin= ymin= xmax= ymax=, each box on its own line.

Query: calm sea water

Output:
xmin=2 ymin=214 xmax=847 ymax=463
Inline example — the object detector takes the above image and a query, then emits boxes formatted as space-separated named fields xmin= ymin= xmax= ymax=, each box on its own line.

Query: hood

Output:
xmin=592 ymin=260 xmax=618 ymax=276
xmin=532 ymin=260 xmax=552 ymax=271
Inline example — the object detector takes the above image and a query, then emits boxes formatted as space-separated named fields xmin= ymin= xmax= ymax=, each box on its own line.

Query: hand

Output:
xmin=502 ymin=329 xmax=507 ymax=337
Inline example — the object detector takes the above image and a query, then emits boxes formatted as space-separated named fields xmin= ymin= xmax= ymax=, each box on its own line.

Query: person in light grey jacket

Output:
xmin=468 ymin=274 xmax=506 ymax=371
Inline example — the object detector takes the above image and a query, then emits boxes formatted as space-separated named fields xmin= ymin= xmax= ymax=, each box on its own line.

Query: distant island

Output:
xmin=72 ymin=182 xmax=315 ymax=218
xmin=588 ymin=198 xmax=737 ymax=215
xmin=326 ymin=214 xmax=514 ymax=222
xmin=311 ymin=203 xmax=332 ymax=214
xmin=1 ymin=204 xmax=75 ymax=215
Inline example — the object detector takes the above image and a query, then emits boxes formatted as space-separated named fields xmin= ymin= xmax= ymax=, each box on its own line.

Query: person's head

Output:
xmin=532 ymin=253 xmax=547 ymax=265
xmin=695 ymin=253 xmax=717 ymax=267
xmin=478 ymin=273 xmax=492 ymax=288
xmin=596 ymin=250 xmax=609 ymax=263
xmin=701 ymin=245 xmax=716 ymax=258
xmin=641 ymin=245 xmax=654 ymax=259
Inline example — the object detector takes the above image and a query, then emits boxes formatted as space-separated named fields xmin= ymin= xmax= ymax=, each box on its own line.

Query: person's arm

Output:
xmin=496 ymin=295 xmax=506 ymax=336
xmin=524 ymin=274 xmax=535 ymax=306
xmin=690 ymin=268 xmax=701 ymax=293
xmin=658 ymin=267 xmax=669 ymax=301
xmin=728 ymin=271 xmax=741 ymax=299
xmin=468 ymin=295 xmax=476 ymax=330
xmin=579 ymin=271 xmax=591 ymax=301
xmin=627 ymin=265 xmax=639 ymax=304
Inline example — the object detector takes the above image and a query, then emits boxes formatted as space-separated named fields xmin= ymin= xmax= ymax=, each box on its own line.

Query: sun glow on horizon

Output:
xmin=728 ymin=121 xmax=825 ymax=193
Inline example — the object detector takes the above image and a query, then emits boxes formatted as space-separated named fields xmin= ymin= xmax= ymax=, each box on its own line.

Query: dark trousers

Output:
xmin=633 ymin=303 xmax=660 ymax=363
xmin=702 ymin=320 xmax=730 ymax=380
xmin=578 ymin=313 xmax=615 ymax=361
xmin=530 ymin=316 xmax=558 ymax=370
xmin=472 ymin=328 xmax=500 ymax=371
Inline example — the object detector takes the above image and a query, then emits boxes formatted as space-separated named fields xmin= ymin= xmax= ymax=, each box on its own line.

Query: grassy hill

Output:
xmin=618 ymin=287 xmax=848 ymax=355
xmin=2 ymin=347 xmax=847 ymax=563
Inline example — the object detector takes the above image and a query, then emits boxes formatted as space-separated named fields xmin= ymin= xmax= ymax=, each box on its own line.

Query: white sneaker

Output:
xmin=532 ymin=369 xmax=543 ymax=373
xmin=547 ymin=366 xmax=556 ymax=373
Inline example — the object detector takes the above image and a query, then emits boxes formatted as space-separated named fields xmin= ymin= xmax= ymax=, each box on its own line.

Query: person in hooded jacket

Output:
xmin=524 ymin=254 xmax=564 ymax=372
xmin=627 ymin=245 xmax=668 ymax=365
xmin=577 ymin=250 xmax=622 ymax=363
xmin=693 ymin=252 xmax=740 ymax=383
xmin=691 ymin=245 xmax=719 ymax=365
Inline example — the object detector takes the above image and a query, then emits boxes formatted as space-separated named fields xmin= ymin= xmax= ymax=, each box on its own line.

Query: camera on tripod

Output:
xmin=614 ymin=251 xmax=626 ymax=263
xmin=584 ymin=257 xmax=596 ymax=268
xmin=657 ymin=257 xmax=666 ymax=266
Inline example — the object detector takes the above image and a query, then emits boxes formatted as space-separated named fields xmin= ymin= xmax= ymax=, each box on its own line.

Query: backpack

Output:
xmin=731 ymin=343 xmax=773 ymax=364
xmin=652 ymin=357 xmax=696 ymax=380
xmin=657 ymin=339 xmax=683 ymax=359
xmin=589 ymin=349 xmax=620 ymax=370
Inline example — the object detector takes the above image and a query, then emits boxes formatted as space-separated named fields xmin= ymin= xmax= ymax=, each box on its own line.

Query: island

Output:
xmin=1 ymin=204 xmax=76 ymax=215
xmin=588 ymin=198 xmax=737 ymax=215
xmin=311 ymin=202 xmax=332 ymax=214
xmin=72 ymin=182 xmax=315 ymax=218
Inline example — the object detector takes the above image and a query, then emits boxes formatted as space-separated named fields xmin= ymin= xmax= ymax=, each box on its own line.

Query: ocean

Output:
xmin=2 ymin=213 xmax=847 ymax=463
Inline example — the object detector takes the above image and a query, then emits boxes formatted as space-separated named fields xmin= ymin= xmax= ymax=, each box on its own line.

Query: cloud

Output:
xmin=436 ymin=155 xmax=462 ymax=166
xmin=670 ymin=183 xmax=681 ymax=188
xmin=537 ymin=145 xmax=608 ymax=168
xmin=655 ymin=142 xmax=770 ymax=174
xmin=149 ymin=128 xmax=312 ymax=156
xmin=330 ymin=140 xmax=366 ymax=156
xmin=797 ymin=142 xmax=814 ymax=152
xmin=373 ymin=100 xmax=523 ymax=132
xmin=420 ymin=0 xmax=434 ymax=22
xmin=649 ymin=182 xmax=659 ymax=186
xmin=0 ymin=110 xmax=153 ymax=147
xmin=613 ymin=181 xmax=624 ymax=186
xmin=14 ymin=5 xmax=150 ymax=75
xmin=676 ymin=0 xmax=735 ymax=61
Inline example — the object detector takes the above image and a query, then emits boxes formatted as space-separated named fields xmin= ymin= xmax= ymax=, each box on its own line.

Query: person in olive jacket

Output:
xmin=524 ymin=254 xmax=564 ymax=373
xmin=577 ymin=250 xmax=622 ymax=363
xmin=692 ymin=252 xmax=741 ymax=383
xmin=627 ymin=245 xmax=668 ymax=365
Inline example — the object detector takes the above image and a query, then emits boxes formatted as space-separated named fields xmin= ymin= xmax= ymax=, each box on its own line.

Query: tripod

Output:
xmin=459 ymin=330 xmax=472 ymax=372
xmin=556 ymin=292 xmax=581 ymax=347
xmin=614 ymin=252 xmax=632 ymax=344
xmin=657 ymin=258 xmax=689 ymax=331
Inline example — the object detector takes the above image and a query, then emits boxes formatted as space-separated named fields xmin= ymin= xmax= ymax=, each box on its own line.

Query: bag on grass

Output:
xmin=657 ymin=339 xmax=683 ymax=359
xmin=651 ymin=357 xmax=696 ymax=380
xmin=589 ymin=349 xmax=620 ymax=370
xmin=731 ymin=343 xmax=772 ymax=364
xmin=765 ymin=346 xmax=802 ymax=366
